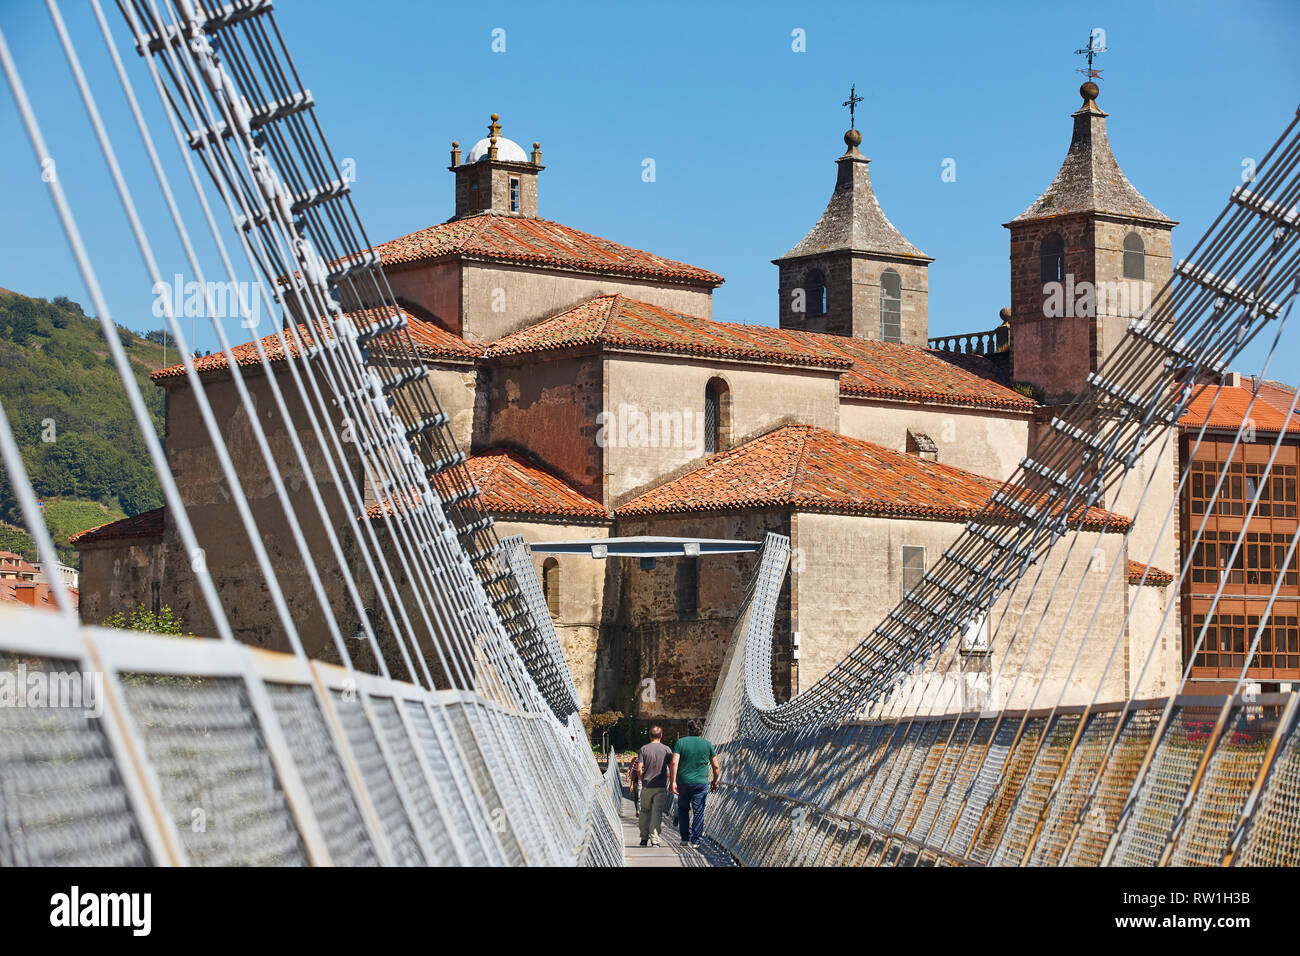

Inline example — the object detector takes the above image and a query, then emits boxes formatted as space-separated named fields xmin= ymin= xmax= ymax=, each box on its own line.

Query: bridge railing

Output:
xmin=703 ymin=534 xmax=1300 ymax=866
xmin=0 ymin=602 xmax=621 ymax=867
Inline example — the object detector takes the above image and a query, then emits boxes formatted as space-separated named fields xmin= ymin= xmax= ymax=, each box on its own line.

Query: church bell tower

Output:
xmin=774 ymin=90 xmax=932 ymax=344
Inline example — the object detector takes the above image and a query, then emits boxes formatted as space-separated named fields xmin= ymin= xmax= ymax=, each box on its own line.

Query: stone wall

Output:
xmin=75 ymin=535 xmax=166 ymax=627
xmin=1009 ymin=215 xmax=1098 ymax=402
xmin=611 ymin=511 xmax=793 ymax=724
xmin=777 ymin=254 xmax=928 ymax=346
xmin=1009 ymin=213 xmax=1173 ymax=404
xmin=494 ymin=518 xmax=613 ymax=712
xmin=385 ymin=261 xmax=463 ymax=334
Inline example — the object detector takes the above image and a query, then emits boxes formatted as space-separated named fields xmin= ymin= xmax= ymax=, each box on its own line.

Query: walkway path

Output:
xmin=618 ymin=790 xmax=733 ymax=868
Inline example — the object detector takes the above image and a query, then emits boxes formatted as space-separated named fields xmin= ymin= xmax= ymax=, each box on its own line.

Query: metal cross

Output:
xmin=1074 ymin=31 xmax=1106 ymax=82
xmin=842 ymin=84 xmax=863 ymax=129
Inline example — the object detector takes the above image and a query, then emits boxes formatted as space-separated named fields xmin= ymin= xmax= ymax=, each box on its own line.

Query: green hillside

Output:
xmin=0 ymin=289 xmax=174 ymax=565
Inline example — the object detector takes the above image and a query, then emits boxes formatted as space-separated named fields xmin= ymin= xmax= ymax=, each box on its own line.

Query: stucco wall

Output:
xmin=838 ymin=398 xmax=1031 ymax=482
xmin=1127 ymin=579 xmax=1181 ymax=699
xmin=792 ymin=511 xmax=1133 ymax=712
xmin=461 ymin=262 xmax=714 ymax=342
xmin=383 ymin=261 xmax=463 ymax=334
xmin=603 ymin=355 xmax=841 ymax=505
xmin=480 ymin=354 xmax=604 ymax=500
xmin=410 ymin=364 xmax=478 ymax=451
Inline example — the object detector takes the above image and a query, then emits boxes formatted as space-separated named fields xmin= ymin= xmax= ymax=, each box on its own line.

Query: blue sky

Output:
xmin=1 ymin=0 xmax=1297 ymax=375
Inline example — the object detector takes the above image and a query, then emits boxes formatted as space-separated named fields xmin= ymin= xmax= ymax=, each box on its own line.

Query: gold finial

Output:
xmin=488 ymin=113 xmax=502 ymax=138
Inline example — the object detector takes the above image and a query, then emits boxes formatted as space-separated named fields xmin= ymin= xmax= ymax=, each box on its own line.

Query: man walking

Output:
xmin=635 ymin=726 xmax=673 ymax=847
xmin=670 ymin=719 xmax=719 ymax=848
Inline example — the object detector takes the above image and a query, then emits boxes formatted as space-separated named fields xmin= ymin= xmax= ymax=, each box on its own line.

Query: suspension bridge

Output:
xmin=0 ymin=0 xmax=1298 ymax=867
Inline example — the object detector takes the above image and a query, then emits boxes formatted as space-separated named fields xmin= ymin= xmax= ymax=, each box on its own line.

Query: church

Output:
xmin=72 ymin=81 xmax=1298 ymax=730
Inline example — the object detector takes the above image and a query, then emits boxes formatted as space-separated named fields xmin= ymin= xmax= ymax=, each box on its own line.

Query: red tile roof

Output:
xmin=487 ymin=295 xmax=1032 ymax=411
xmin=69 ymin=507 xmax=165 ymax=546
xmin=0 ymin=581 xmax=76 ymax=611
xmin=1127 ymin=559 xmax=1174 ymax=587
xmin=616 ymin=424 xmax=1126 ymax=530
xmin=1179 ymin=383 xmax=1300 ymax=433
xmin=373 ymin=214 xmax=724 ymax=287
xmin=487 ymin=295 xmax=852 ymax=370
xmin=720 ymin=326 xmax=1035 ymax=410
xmin=151 ymin=307 xmax=480 ymax=380
xmin=465 ymin=448 xmax=609 ymax=520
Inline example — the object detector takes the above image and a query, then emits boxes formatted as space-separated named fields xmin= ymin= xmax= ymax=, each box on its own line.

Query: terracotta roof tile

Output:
xmin=488 ymin=295 xmax=1034 ymax=411
xmin=69 ymin=507 xmax=165 ymax=546
xmin=486 ymin=295 xmax=852 ymax=370
xmin=0 ymin=582 xmax=76 ymax=611
xmin=464 ymin=449 xmax=609 ymax=520
xmin=150 ymin=307 xmax=480 ymax=381
xmin=616 ymin=424 xmax=1125 ymax=530
xmin=373 ymin=214 xmax=723 ymax=286
xmin=1179 ymin=383 xmax=1300 ymax=433
xmin=1127 ymin=559 xmax=1174 ymax=587
xmin=725 ymin=325 xmax=1034 ymax=410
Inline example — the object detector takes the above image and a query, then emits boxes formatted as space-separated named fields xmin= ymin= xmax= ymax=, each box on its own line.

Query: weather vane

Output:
xmin=1074 ymin=31 xmax=1106 ymax=83
xmin=842 ymin=84 xmax=864 ymax=129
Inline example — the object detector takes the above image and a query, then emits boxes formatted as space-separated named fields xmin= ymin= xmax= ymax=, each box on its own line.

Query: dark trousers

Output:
xmin=677 ymin=782 xmax=708 ymax=844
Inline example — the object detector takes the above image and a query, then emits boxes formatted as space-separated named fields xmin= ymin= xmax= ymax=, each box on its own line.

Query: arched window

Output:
xmin=1040 ymin=233 xmax=1065 ymax=284
xmin=880 ymin=269 xmax=902 ymax=343
xmin=542 ymin=557 xmax=560 ymax=618
xmin=704 ymin=377 xmax=731 ymax=455
xmin=1123 ymin=232 xmax=1145 ymax=280
xmin=804 ymin=268 xmax=827 ymax=317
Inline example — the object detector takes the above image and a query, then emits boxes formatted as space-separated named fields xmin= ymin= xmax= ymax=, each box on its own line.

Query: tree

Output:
xmin=102 ymin=604 xmax=185 ymax=636
xmin=584 ymin=710 xmax=624 ymax=755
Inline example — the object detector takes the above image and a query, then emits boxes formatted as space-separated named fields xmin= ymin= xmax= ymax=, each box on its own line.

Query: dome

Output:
xmin=464 ymin=135 xmax=528 ymax=164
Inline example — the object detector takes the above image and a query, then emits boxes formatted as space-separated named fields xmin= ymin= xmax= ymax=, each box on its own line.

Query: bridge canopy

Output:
xmin=528 ymin=536 xmax=761 ymax=559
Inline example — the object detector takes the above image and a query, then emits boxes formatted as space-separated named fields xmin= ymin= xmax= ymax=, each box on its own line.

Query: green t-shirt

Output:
xmin=673 ymin=736 xmax=716 ymax=787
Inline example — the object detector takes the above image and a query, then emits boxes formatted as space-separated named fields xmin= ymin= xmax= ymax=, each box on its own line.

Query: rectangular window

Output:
xmin=880 ymin=272 xmax=903 ymax=343
xmin=509 ymin=177 xmax=520 ymax=212
xmin=1189 ymin=607 xmax=1300 ymax=680
xmin=676 ymin=557 xmax=700 ymax=616
xmin=902 ymin=545 xmax=926 ymax=596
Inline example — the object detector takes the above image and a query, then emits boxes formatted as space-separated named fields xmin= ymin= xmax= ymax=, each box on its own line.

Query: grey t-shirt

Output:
xmin=636 ymin=741 xmax=673 ymax=788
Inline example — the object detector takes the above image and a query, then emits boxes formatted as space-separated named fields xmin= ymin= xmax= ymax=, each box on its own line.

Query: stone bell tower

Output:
xmin=774 ymin=110 xmax=932 ymax=344
xmin=1005 ymin=81 xmax=1177 ymax=405
xmin=448 ymin=113 xmax=545 ymax=220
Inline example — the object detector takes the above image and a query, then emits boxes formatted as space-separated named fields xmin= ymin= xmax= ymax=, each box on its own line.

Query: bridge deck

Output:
xmin=618 ymin=792 xmax=732 ymax=868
